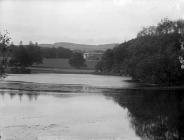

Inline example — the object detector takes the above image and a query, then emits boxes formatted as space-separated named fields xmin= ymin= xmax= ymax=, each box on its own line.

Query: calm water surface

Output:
xmin=0 ymin=74 xmax=183 ymax=140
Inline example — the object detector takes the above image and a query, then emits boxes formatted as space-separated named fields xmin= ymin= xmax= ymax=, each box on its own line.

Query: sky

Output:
xmin=0 ymin=0 xmax=184 ymax=45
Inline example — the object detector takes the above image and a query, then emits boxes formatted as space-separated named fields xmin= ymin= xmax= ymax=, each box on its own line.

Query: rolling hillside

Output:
xmin=39 ymin=42 xmax=117 ymax=51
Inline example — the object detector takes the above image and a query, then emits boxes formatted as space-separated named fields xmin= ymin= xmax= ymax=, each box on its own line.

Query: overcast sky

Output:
xmin=0 ymin=0 xmax=184 ymax=45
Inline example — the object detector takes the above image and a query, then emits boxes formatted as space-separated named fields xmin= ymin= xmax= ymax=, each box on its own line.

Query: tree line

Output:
xmin=8 ymin=42 xmax=85 ymax=71
xmin=0 ymin=37 xmax=85 ymax=74
xmin=96 ymin=18 xmax=184 ymax=85
xmin=8 ymin=42 xmax=43 ymax=73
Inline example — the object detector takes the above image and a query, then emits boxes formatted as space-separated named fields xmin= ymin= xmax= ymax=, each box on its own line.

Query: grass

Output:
xmin=32 ymin=58 xmax=98 ymax=74
xmin=33 ymin=58 xmax=72 ymax=69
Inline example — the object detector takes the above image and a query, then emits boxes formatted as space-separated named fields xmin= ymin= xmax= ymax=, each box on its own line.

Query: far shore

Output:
xmin=1 ymin=73 xmax=184 ymax=93
xmin=5 ymin=66 xmax=184 ymax=87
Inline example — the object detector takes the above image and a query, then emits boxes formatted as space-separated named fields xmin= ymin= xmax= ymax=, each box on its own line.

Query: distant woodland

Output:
xmin=0 ymin=39 xmax=80 ymax=73
xmin=7 ymin=43 xmax=82 ymax=71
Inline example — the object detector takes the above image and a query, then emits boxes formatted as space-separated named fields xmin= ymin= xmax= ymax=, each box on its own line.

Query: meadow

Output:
xmin=32 ymin=58 xmax=98 ymax=73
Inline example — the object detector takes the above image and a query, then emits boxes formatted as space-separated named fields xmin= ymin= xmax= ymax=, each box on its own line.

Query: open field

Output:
xmin=33 ymin=58 xmax=98 ymax=69
xmin=33 ymin=58 xmax=72 ymax=69
xmin=32 ymin=58 xmax=98 ymax=73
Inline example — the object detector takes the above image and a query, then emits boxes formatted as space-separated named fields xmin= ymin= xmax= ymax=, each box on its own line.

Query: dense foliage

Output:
xmin=9 ymin=42 xmax=43 ymax=73
xmin=0 ymin=37 xmax=73 ymax=73
xmin=0 ymin=31 xmax=11 ymax=77
xmin=69 ymin=52 xmax=86 ymax=68
xmin=96 ymin=19 xmax=184 ymax=85
xmin=7 ymin=42 xmax=73 ymax=71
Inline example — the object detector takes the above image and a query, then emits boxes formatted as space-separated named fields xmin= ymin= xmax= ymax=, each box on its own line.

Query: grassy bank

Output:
xmin=30 ymin=67 xmax=95 ymax=74
xmin=33 ymin=58 xmax=98 ymax=69
xmin=6 ymin=58 xmax=97 ymax=74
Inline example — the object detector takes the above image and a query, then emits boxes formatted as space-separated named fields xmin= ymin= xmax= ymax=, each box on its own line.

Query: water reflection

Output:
xmin=106 ymin=89 xmax=184 ymax=140
xmin=1 ymin=88 xmax=184 ymax=140
xmin=0 ymin=90 xmax=139 ymax=140
xmin=0 ymin=90 xmax=39 ymax=102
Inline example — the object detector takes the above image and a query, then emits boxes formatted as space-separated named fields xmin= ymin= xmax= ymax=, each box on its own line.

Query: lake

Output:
xmin=0 ymin=74 xmax=183 ymax=140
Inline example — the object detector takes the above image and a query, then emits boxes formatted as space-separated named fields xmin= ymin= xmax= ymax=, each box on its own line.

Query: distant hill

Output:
xmin=39 ymin=42 xmax=117 ymax=51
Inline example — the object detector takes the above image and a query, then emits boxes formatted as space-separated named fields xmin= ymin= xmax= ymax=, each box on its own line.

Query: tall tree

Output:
xmin=69 ymin=52 xmax=85 ymax=69
xmin=0 ymin=31 xmax=11 ymax=77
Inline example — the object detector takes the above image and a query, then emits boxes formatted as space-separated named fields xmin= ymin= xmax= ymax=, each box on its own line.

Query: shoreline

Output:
xmin=7 ymin=67 xmax=96 ymax=74
xmin=3 ymin=70 xmax=184 ymax=90
xmin=1 ymin=81 xmax=184 ymax=94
